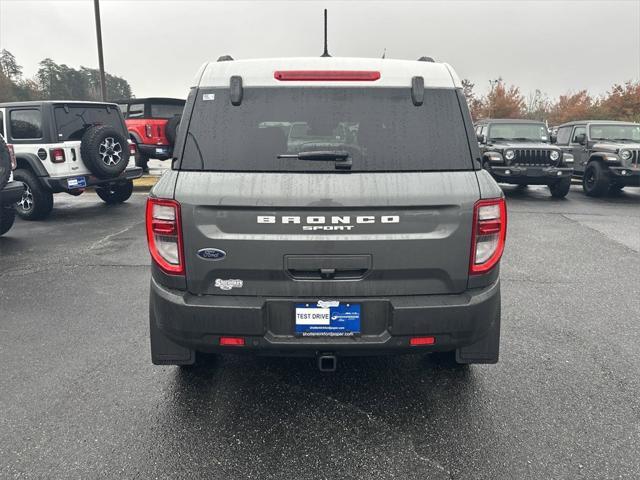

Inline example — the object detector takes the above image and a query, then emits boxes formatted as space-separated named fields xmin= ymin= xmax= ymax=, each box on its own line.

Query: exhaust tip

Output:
xmin=317 ymin=354 xmax=337 ymax=372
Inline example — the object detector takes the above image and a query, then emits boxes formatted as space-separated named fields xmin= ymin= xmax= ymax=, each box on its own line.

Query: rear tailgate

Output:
xmin=176 ymin=171 xmax=479 ymax=297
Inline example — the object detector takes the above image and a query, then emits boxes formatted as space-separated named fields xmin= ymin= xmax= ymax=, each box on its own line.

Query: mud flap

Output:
xmin=149 ymin=307 xmax=195 ymax=366
xmin=455 ymin=300 xmax=501 ymax=364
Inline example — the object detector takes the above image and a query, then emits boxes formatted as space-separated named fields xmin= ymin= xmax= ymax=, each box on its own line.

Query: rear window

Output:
xmin=54 ymin=105 xmax=124 ymax=141
xmin=150 ymin=103 xmax=184 ymax=118
xmin=180 ymin=87 xmax=474 ymax=172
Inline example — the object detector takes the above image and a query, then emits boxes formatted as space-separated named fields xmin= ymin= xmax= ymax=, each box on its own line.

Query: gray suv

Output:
xmin=147 ymin=57 xmax=506 ymax=370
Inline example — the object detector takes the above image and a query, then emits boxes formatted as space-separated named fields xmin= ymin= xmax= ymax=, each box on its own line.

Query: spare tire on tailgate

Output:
xmin=0 ymin=135 xmax=11 ymax=191
xmin=81 ymin=125 xmax=130 ymax=179
xmin=165 ymin=115 xmax=181 ymax=145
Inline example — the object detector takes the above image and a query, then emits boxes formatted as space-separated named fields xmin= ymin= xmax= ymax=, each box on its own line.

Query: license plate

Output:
xmin=295 ymin=301 xmax=361 ymax=336
xmin=155 ymin=147 xmax=167 ymax=155
xmin=526 ymin=168 xmax=543 ymax=177
xmin=67 ymin=176 xmax=86 ymax=189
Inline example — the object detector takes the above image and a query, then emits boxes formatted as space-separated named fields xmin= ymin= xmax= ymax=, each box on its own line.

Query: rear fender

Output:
xmin=16 ymin=153 xmax=49 ymax=177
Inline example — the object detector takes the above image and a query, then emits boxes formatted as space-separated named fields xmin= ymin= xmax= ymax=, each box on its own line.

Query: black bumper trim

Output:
xmin=42 ymin=167 xmax=143 ymax=193
xmin=150 ymin=277 xmax=501 ymax=356
xmin=137 ymin=144 xmax=173 ymax=160
xmin=0 ymin=181 xmax=26 ymax=205
xmin=489 ymin=165 xmax=573 ymax=184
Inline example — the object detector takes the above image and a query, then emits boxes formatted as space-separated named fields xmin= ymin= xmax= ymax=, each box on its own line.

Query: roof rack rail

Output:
xmin=417 ymin=56 xmax=435 ymax=63
xmin=217 ymin=55 xmax=234 ymax=62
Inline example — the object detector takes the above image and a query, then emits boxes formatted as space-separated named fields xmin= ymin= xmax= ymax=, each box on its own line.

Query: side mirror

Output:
xmin=574 ymin=133 xmax=586 ymax=145
xmin=476 ymin=133 xmax=485 ymax=144
xmin=550 ymin=133 xmax=557 ymax=144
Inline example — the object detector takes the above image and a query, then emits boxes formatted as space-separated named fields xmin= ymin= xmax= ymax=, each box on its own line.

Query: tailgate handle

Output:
xmin=285 ymin=255 xmax=371 ymax=280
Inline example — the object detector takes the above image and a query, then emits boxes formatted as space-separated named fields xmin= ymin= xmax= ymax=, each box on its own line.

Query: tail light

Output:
xmin=49 ymin=148 xmax=66 ymax=163
xmin=146 ymin=198 xmax=184 ymax=275
xmin=145 ymin=124 xmax=153 ymax=138
xmin=470 ymin=198 xmax=507 ymax=275
xmin=7 ymin=144 xmax=16 ymax=170
xmin=129 ymin=142 xmax=137 ymax=155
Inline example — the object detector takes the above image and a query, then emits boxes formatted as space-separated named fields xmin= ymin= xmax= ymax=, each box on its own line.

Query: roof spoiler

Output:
xmin=417 ymin=56 xmax=435 ymax=63
xmin=217 ymin=55 xmax=234 ymax=62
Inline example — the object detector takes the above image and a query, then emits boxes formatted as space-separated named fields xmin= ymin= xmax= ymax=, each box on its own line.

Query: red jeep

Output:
xmin=116 ymin=98 xmax=185 ymax=171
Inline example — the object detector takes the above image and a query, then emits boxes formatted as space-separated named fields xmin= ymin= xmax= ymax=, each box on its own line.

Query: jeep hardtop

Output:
xmin=476 ymin=118 xmax=574 ymax=198
xmin=147 ymin=56 xmax=506 ymax=370
xmin=553 ymin=120 xmax=640 ymax=196
xmin=0 ymin=101 xmax=143 ymax=220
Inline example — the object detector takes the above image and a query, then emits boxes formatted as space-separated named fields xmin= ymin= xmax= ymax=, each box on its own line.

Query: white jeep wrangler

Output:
xmin=0 ymin=101 xmax=143 ymax=220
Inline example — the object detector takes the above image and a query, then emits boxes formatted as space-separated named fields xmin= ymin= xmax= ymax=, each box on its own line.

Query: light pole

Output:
xmin=93 ymin=0 xmax=107 ymax=101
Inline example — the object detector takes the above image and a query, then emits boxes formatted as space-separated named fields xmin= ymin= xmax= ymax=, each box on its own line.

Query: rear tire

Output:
xmin=0 ymin=204 xmax=16 ymax=236
xmin=549 ymin=177 xmax=571 ymax=198
xmin=165 ymin=115 xmax=181 ymax=145
xmin=583 ymin=161 xmax=610 ymax=197
xmin=13 ymin=169 xmax=54 ymax=221
xmin=0 ymin=135 xmax=12 ymax=191
xmin=96 ymin=180 xmax=134 ymax=204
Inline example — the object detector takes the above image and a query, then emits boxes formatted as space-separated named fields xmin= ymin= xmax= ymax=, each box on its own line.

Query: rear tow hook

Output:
xmin=317 ymin=354 xmax=338 ymax=372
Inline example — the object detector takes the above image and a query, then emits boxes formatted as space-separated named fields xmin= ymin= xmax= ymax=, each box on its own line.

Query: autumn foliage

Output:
xmin=463 ymin=78 xmax=640 ymax=125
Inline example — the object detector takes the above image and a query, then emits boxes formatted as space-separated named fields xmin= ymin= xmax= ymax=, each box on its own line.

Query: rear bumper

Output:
xmin=489 ymin=165 xmax=573 ymax=184
xmin=137 ymin=144 xmax=172 ymax=160
xmin=42 ymin=167 xmax=143 ymax=193
xmin=150 ymin=277 xmax=501 ymax=356
xmin=0 ymin=181 xmax=26 ymax=205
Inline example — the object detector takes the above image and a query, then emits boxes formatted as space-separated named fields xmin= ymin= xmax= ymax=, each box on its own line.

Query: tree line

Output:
xmin=462 ymin=78 xmax=640 ymax=125
xmin=0 ymin=49 xmax=133 ymax=103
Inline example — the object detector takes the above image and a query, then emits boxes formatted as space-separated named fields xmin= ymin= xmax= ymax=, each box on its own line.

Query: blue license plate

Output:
xmin=67 ymin=176 xmax=86 ymax=189
xmin=295 ymin=301 xmax=361 ymax=336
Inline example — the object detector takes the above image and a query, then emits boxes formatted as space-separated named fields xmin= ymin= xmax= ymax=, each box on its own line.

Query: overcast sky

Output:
xmin=1 ymin=0 xmax=639 ymax=100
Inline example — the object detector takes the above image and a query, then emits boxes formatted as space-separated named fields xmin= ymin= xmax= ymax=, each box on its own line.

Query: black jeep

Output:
xmin=476 ymin=119 xmax=574 ymax=198
xmin=553 ymin=121 xmax=640 ymax=196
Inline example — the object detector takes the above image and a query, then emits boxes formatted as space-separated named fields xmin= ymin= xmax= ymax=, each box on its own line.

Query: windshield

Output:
xmin=589 ymin=124 xmax=640 ymax=142
xmin=180 ymin=87 xmax=474 ymax=172
xmin=150 ymin=103 xmax=184 ymax=118
xmin=488 ymin=123 xmax=549 ymax=142
xmin=54 ymin=105 xmax=124 ymax=141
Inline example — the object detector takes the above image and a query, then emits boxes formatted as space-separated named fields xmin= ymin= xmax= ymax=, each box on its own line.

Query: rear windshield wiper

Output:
xmin=278 ymin=150 xmax=352 ymax=170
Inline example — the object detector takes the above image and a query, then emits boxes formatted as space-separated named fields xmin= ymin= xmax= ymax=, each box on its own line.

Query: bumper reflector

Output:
xmin=219 ymin=337 xmax=245 ymax=346
xmin=410 ymin=336 xmax=436 ymax=346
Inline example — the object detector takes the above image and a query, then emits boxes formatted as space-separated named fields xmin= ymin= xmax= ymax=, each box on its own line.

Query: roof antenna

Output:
xmin=381 ymin=48 xmax=386 ymax=59
xmin=321 ymin=9 xmax=331 ymax=57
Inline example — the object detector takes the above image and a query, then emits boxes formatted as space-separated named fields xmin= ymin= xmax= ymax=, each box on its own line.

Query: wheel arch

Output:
xmin=15 ymin=153 xmax=49 ymax=177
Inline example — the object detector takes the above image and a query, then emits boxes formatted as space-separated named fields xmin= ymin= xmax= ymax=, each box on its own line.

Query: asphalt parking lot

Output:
xmin=0 ymin=184 xmax=639 ymax=479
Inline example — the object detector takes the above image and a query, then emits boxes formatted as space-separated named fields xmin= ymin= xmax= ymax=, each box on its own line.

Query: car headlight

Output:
xmin=619 ymin=149 xmax=632 ymax=161
xmin=550 ymin=150 xmax=560 ymax=161
xmin=504 ymin=149 xmax=515 ymax=161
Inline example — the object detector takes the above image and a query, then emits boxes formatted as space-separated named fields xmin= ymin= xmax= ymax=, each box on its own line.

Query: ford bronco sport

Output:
xmin=476 ymin=119 xmax=574 ymax=198
xmin=553 ymin=120 xmax=640 ymax=196
xmin=0 ymin=101 xmax=142 ymax=220
xmin=0 ymin=133 xmax=25 ymax=236
xmin=117 ymin=98 xmax=185 ymax=172
xmin=147 ymin=57 xmax=506 ymax=370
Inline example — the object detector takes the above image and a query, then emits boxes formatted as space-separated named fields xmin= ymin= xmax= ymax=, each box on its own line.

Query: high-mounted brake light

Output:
xmin=49 ymin=148 xmax=66 ymax=163
xmin=7 ymin=144 xmax=16 ymax=170
xmin=274 ymin=70 xmax=381 ymax=82
xmin=146 ymin=198 xmax=184 ymax=275
xmin=145 ymin=124 xmax=153 ymax=138
xmin=470 ymin=198 xmax=507 ymax=275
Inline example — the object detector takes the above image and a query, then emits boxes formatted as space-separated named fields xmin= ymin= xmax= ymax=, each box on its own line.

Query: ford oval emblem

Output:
xmin=197 ymin=248 xmax=226 ymax=261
